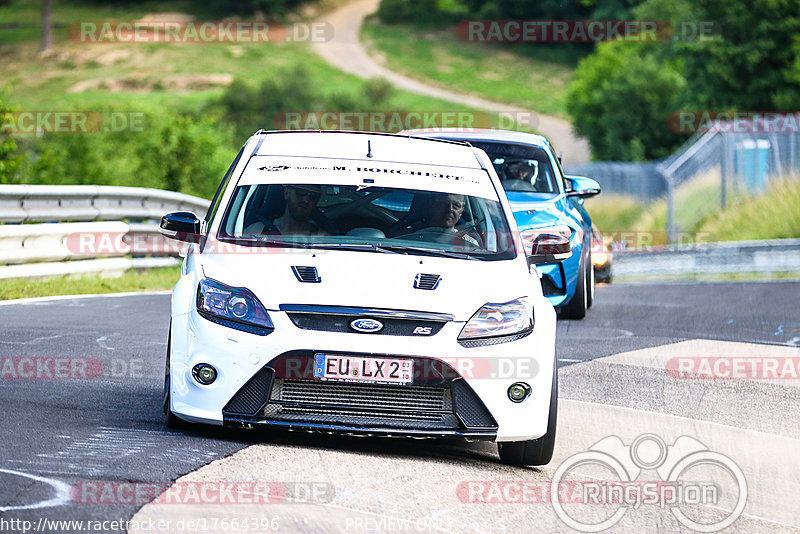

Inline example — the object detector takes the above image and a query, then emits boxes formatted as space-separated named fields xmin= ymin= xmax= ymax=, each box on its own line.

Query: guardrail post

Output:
xmin=659 ymin=169 xmax=676 ymax=244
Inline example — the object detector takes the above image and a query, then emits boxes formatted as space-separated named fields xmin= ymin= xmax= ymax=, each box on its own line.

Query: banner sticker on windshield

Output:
xmin=241 ymin=156 xmax=495 ymax=198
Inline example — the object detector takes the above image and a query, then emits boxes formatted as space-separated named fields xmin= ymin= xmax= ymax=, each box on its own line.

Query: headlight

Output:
xmin=592 ymin=251 xmax=609 ymax=266
xmin=520 ymin=225 xmax=573 ymax=250
xmin=196 ymin=278 xmax=273 ymax=334
xmin=458 ymin=298 xmax=534 ymax=340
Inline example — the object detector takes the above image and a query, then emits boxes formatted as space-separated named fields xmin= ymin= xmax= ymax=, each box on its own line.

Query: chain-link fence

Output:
xmin=564 ymin=113 xmax=800 ymax=242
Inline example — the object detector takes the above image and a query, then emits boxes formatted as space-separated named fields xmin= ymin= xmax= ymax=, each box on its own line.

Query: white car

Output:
xmin=160 ymin=130 xmax=571 ymax=465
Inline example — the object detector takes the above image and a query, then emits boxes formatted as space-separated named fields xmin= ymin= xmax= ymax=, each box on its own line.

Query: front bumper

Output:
xmin=168 ymin=301 xmax=557 ymax=442
xmin=222 ymin=354 xmax=498 ymax=439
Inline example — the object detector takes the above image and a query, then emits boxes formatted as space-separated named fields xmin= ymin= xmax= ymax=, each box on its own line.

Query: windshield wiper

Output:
xmin=218 ymin=236 xmax=315 ymax=249
xmin=375 ymin=245 xmax=479 ymax=260
xmin=302 ymin=243 xmax=403 ymax=254
xmin=218 ymin=237 xmax=478 ymax=259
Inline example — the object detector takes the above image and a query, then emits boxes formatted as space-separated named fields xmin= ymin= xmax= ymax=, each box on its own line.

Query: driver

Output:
xmin=427 ymin=193 xmax=479 ymax=247
xmin=502 ymin=159 xmax=535 ymax=183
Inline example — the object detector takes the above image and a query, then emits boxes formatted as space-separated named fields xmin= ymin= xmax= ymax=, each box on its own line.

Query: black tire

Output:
xmin=586 ymin=252 xmax=595 ymax=309
xmin=558 ymin=251 xmax=588 ymax=319
xmin=164 ymin=323 xmax=191 ymax=430
xmin=498 ymin=361 xmax=559 ymax=466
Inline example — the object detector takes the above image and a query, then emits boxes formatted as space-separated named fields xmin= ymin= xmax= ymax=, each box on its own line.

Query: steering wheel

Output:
xmin=397 ymin=226 xmax=481 ymax=250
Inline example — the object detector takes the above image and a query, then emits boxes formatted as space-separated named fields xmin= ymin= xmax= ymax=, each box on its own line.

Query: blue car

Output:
xmin=404 ymin=129 xmax=601 ymax=319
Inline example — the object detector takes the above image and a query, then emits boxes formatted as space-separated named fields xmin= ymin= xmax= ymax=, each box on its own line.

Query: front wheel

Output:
xmin=586 ymin=253 xmax=595 ymax=309
xmin=164 ymin=323 xmax=191 ymax=430
xmin=558 ymin=251 xmax=588 ymax=319
xmin=498 ymin=361 xmax=558 ymax=466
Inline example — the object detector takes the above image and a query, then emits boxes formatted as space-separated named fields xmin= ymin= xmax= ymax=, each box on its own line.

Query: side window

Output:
xmin=205 ymin=147 xmax=244 ymax=225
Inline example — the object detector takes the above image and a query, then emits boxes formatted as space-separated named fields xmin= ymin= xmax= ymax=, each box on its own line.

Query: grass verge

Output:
xmin=585 ymin=172 xmax=800 ymax=245
xmin=0 ymin=266 xmax=180 ymax=301
xmin=360 ymin=18 xmax=574 ymax=118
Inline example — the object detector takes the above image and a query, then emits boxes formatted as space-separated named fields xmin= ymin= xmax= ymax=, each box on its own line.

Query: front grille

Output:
xmin=451 ymin=378 xmax=496 ymax=428
xmin=292 ymin=266 xmax=321 ymax=283
xmin=540 ymin=274 xmax=564 ymax=296
xmin=414 ymin=273 xmax=441 ymax=290
xmin=287 ymin=313 xmax=445 ymax=336
xmin=262 ymin=404 xmax=462 ymax=429
xmin=222 ymin=367 xmax=273 ymax=416
xmin=222 ymin=352 xmax=498 ymax=435
xmin=272 ymin=379 xmax=451 ymax=412
xmin=458 ymin=330 xmax=532 ymax=348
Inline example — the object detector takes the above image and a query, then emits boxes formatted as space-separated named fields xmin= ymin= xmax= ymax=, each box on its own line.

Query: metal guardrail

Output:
xmin=0 ymin=184 xmax=209 ymax=223
xmin=0 ymin=185 xmax=209 ymax=279
xmin=612 ymin=239 xmax=800 ymax=277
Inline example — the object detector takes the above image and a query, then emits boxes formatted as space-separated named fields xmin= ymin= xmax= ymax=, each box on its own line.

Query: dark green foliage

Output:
xmin=0 ymin=90 xmax=23 ymax=184
xmin=215 ymin=66 xmax=396 ymax=139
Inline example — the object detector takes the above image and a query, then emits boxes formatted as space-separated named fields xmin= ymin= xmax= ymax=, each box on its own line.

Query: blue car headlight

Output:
xmin=196 ymin=278 xmax=273 ymax=335
xmin=458 ymin=298 xmax=534 ymax=340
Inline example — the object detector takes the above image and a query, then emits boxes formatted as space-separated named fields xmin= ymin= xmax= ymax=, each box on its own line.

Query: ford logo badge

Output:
xmin=350 ymin=318 xmax=384 ymax=333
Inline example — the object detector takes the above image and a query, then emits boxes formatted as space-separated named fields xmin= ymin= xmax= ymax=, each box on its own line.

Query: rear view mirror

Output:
xmin=528 ymin=233 xmax=572 ymax=265
xmin=159 ymin=211 xmax=202 ymax=243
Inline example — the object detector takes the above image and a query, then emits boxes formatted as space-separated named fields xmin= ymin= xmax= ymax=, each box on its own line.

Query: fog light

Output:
xmin=507 ymin=382 xmax=531 ymax=403
xmin=192 ymin=364 xmax=217 ymax=385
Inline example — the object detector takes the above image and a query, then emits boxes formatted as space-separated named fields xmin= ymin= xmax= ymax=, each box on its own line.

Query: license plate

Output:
xmin=314 ymin=354 xmax=413 ymax=384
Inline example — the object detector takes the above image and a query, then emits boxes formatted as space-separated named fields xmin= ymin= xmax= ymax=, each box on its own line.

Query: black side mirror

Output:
xmin=528 ymin=233 xmax=572 ymax=265
xmin=159 ymin=211 xmax=202 ymax=243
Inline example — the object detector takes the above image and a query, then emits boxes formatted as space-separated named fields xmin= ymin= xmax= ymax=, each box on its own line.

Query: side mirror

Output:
xmin=528 ymin=233 xmax=572 ymax=265
xmin=564 ymin=175 xmax=601 ymax=198
xmin=160 ymin=211 xmax=202 ymax=243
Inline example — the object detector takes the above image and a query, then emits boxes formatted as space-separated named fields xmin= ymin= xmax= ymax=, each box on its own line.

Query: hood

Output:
xmin=198 ymin=246 xmax=529 ymax=322
xmin=505 ymin=192 xmax=576 ymax=230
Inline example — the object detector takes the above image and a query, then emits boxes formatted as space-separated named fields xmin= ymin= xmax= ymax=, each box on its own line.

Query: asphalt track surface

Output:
xmin=1 ymin=281 xmax=798 ymax=533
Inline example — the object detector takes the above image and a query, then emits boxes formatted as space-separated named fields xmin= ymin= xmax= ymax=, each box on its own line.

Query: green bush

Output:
xmin=215 ymin=66 xmax=397 ymax=139
xmin=13 ymin=106 xmax=235 ymax=199
xmin=0 ymin=90 xmax=23 ymax=184
xmin=377 ymin=0 xmax=450 ymax=26
xmin=567 ymin=41 xmax=686 ymax=161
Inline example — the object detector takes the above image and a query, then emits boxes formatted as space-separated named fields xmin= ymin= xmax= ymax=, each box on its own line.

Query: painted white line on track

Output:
xmin=593 ymin=338 xmax=800 ymax=387
xmin=0 ymin=468 xmax=70 ymax=512
xmin=0 ymin=290 xmax=170 ymax=307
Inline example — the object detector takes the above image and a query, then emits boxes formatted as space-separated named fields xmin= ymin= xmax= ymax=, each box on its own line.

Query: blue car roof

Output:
xmin=401 ymin=129 xmax=554 ymax=152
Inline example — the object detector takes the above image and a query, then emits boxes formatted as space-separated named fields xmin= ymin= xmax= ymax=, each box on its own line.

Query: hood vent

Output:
xmin=414 ymin=273 xmax=441 ymax=290
xmin=292 ymin=266 xmax=321 ymax=283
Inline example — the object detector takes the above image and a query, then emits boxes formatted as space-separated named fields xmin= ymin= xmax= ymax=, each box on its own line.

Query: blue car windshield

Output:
xmin=469 ymin=141 xmax=559 ymax=194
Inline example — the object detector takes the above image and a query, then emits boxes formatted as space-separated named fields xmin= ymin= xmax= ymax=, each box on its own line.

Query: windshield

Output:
xmin=469 ymin=141 xmax=559 ymax=194
xmin=217 ymin=183 xmax=516 ymax=260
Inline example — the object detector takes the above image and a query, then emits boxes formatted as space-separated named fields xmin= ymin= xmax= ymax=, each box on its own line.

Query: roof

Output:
xmin=250 ymin=130 xmax=483 ymax=170
xmin=400 ymin=128 xmax=552 ymax=151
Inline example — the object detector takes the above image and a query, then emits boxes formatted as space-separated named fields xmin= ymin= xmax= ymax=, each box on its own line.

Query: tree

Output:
xmin=567 ymin=40 xmax=686 ymax=160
